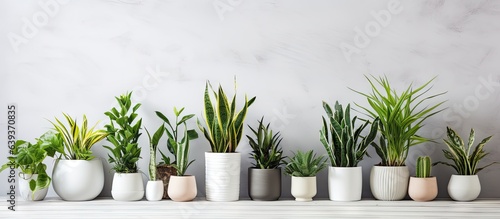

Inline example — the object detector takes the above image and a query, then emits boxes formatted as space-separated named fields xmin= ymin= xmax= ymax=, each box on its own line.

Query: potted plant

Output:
xmin=353 ymin=75 xmax=445 ymax=201
xmin=145 ymin=125 xmax=165 ymax=201
xmin=104 ymin=92 xmax=144 ymax=201
xmin=435 ymin=127 xmax=496 ymax=201
xmin=50 ymin=113 xmax=108 ymax=201
xmin=284 ymin=150 xmax=327 ymax=202
xmin=197 ymin=81 xmax=256 ymax=201
xmin=0 ymin=132 xmax=60 ymax=201
xmin=408 ymin=156 xmax=438 ymax=201
xmin=157 ymin=107 xmax=198 ymax=202
xmin=320 ymin=101 xmax=379 ymax=201
xmin=247 ymin=117 xmax=286 ymax=201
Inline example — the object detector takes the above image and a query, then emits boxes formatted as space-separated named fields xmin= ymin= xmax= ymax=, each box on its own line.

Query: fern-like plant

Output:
xmin=247 ymin=117 xmax=286 ymax=169
xmin=284 ymin=150 xmax=327 ymax=177
xmin=434 ymin=127 xmax=497 ymax=175
xmin=320 ymin=101 xmax=379 ymax=167
xmin=416 ymin=156 xmax=431 ymax=178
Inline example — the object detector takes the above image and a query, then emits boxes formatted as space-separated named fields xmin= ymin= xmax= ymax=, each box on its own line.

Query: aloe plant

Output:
xmin=50 ymin=113 xmax=108 ymax=160
xmin=197 ymin=81 xmax=256 ymax=153
xmin=434 ymin=127 xmax=497 ymax=175
xmin=284 ymin=150 xmax=327 ymax=177
xmin=320 ymin=101 xmax=379 ymax=167
xmin=247 ymin=117 xmax=286 ymax=169
xmin=352 ymin=75 xmax=446 ymax=166
xmin=145 ymin=125 xmax=164 ymax=181
xmin=416 ymin=156 xmax=431 ymax=178
xmin=103 ymin=92 xmax=143 ymax=173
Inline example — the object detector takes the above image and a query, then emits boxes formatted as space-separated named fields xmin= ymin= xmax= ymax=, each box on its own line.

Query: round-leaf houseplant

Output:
xmin=435 ymin=127 xmax=496 ymax=201
xmin=197 ymin=81 xmax=256 ymax=201
xmin=247 ymin=117 xmax=286 ymax=201
xmin=353 ymin=75 xmax=445 ymax=201
xmin=320 ymin=101 xmax=379 ymax=201
xmin=408 ymin=156 xmax=438 ymax=202
xmin=284 ymin=150 xmax=327 ymax=202
xmin=50 ymin=113 xmax=108 ymax=201
xmin=103 ymin=92 xmax=144 ymax=201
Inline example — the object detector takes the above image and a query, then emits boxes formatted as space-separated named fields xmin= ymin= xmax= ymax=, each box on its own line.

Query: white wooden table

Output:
xmin=2 ymin=197 xmax=500 ymax=218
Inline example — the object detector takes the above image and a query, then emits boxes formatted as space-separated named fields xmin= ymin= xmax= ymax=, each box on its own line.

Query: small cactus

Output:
xmin=416 ymin=156 xmax=431 ymax=178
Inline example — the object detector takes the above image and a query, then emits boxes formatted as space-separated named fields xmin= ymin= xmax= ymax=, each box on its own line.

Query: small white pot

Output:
xmin=448 ymin=175 xmax=481 ymax=201
xmin=370 ymin=166 xmax=409 ymax=201
xmin=328 ymin=166 xmax=362 ymax=201
xmin=19 ymin=173 xmax=48 ymax=201
xmin=146 ymin=180 xmax=164 ymax=201
xmin=111 ymin=173 xmax=144 ymax=201
xmin=205 ymin=152 xmax=241 ymax=201
xmin=291 ymin=176 xmax=317 ymax=202
xmin=52 ymin=159 xmax=105 ymax=201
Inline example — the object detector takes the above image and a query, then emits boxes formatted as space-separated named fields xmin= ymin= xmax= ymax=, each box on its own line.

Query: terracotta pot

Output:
xmin=408 ymin=176 xmax=438 ymax=201
xmin=168 ymin=175 xmax=197 ymax=202
xmin=156 ymin=165 xmax=177 ymax=199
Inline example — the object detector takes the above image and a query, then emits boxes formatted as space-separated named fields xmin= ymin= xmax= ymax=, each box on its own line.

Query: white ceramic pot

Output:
xmin=52 ymin=159 xmax=104 ymax=201
xmin=328 ymin=166 xmax=362 ymax=201
xmin=448 ymin=175 xmax=480 ymax=201
xmin=19 ymin=173 xmax=48 ymax=201
xmin=111 ymin=173 xmax=145 ymax=201
xmin=168 ymin=175 xmax=197 ymax=202
xmin=370 ymin=166 xmax=409 ymax=201
xmin=146 ymin=180 xmax=164 ymax=201
xmin=205 ymin=152 xmax=241 ymax=201
xmin=291 ymin=176 xmax=317 ymax=202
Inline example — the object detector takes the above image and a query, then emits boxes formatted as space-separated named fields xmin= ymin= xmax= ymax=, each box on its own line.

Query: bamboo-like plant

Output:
xmin=197 ymin=81 xmax=256 ymax=153
xmin=247 ymin=117 xmax=286 ymax=169
xmin=416 ymin=156 xmax=431 ymax=178
xmin=284 ymin=150 xmax=327 ymax=177
xmin=320 ymin=101 xmax=379 ymax=167
xmin=50 ymin=114 xmax=108 ymax=160
xmin=434 ymin=127 xmax=497 ymax=175
xmin=145 ymin=125 xmax=164 ymax=181
xmin=352 ymin=75 xmax=446 ymax=166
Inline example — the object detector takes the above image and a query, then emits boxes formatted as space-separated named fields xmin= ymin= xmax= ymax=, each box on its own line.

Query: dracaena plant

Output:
xmin=50 ymin=113 xmax=108 ymax=160
xmin=320 ymin=101 xmax=379 ymax=167
xmin=156 ymin=107 xmax=199 ymax=176
xmin=247 ymin=117 xmax=286 ymax=169
xmin=197 ymin=81 xmax=256 ymax=153
xmin=145 ymin=125 xmax=164 ymax=181
xmin=0 ymin=131 xmax=61 ymax=197
xmin=352 ymin=75 xmax=446 ymax=166
xmin=103 ymin=92 xmax=143 ymax=173
xmin=284 ymin=150 xmax=327 ymax=177
xmin=434 ymin=127 xmax=497 ymax=175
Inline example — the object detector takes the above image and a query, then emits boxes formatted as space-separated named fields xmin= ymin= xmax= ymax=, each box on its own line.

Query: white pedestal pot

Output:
xmin=328 ymin=166 xmax=362 ymax=201
xmin=205 ymin=152 xmax=241 ymax=201
xmin=111 ymin=173 xmax=144 ymax=201
xmin=19 ymin=173 xmax=49 ymax=201
xmin=448 ymin=175 xmax=481 ymax=201
xmin=291 ymin=176 xmax=317 ymax=202
xmin=52 ymin=159 xmax=105 ymax=201
xmin=370 ymin=166 xmax=409 ymax=201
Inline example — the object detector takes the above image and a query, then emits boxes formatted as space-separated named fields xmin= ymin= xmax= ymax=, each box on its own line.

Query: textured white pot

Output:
xmin=291 ymin=176 xmax=317 ymax=202
xmin=19 ymin=173 xmax=48 ymax=201
xmin=52 ymin=159 xmax=104 ymax=201
xmin=370 ymin=166 xmax=409 ymax=201
xmin=111 ymin=173 xmax=144 ymax=201
xmin=328 ymin=166 xmax=362 ymax=201
xmin=205 ymin=152 xmax=241 ymax=201
xmin=448 ymin=175 xmax=481 ymax=201
xmin=145 ymin=180 xmax=163 ymax=201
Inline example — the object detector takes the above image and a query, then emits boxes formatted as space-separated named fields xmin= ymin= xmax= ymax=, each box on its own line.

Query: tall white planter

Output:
xmin=328 ymin=166 xmax=362 ymax=201
xmin=52 ymin=159 xmax=104 ymax=201
xmin=370 ymin=166 xmax=409 ymax=201
xmin=205 ymin=152 xmax=241 ymax=201
xmin=19 ymin=173 xmax=48 ymax=201
xmin=146 ymin=180 xmax=163 ymax=201
xmin=448 ymin=175 xmax=481 ymax=201
xmin=111 ymin=173 xmax=144 ymax=201
xmin=291 ymin=176 xmax=317 ymax=201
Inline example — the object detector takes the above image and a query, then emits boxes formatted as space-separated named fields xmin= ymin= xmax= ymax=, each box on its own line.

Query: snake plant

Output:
xmin=416 ymin=156 xmax=431 ymax=178
xmin=145 ymin=125 xmax=164 ymax=181
xmin=247 ymin=117 xmax=286 ymax=169
xmin=284 ymin=150 xmax=327 ymax=177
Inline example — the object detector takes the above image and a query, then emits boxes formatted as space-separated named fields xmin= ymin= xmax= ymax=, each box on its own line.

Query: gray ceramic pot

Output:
xmin=248 ymin=168 xmax=281 ymax=201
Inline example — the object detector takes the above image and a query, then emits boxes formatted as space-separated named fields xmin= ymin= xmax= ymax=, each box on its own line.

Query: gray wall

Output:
xmin=1 ymin=0 xmax=500 ymax=199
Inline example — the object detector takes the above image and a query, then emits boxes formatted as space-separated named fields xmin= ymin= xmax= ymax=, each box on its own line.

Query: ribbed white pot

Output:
xmin=146 ymin=180 xmax=164 ymax=201
xmin=370 ymin=166 xmax=409 ymax=201
xmin=19 ymin=173 xmax=48 ymax=201
xmin=205 ymin=152 xmax=241 ymax=201
xmin=448 ymin=175 xmax=481 ymax=201
xmin=291 ymin=176 xmax=317 ymax=202
xmin=52 ymin=159 xmax=104 ymax=201
xmin=328 ymin=166 xmax=362 ymax=201
xmin=111 ymin=173 xmax=144 ymax=201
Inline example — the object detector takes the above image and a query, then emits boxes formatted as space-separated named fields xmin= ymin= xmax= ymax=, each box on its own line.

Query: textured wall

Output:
xmin=1 ymin=0 xmax=500 ymax=199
